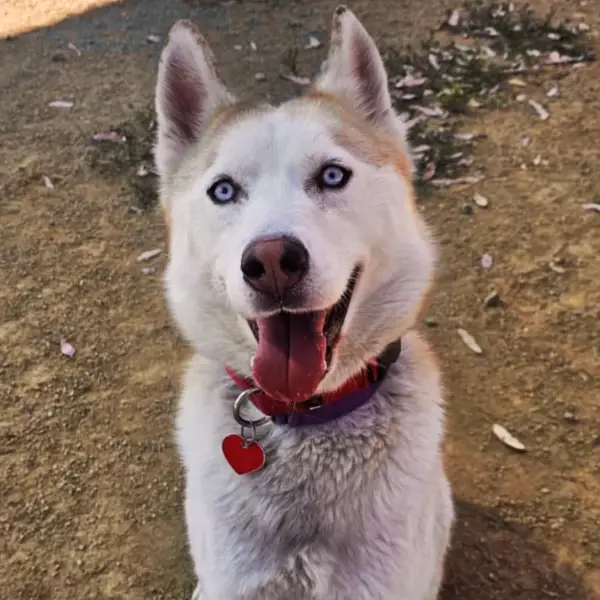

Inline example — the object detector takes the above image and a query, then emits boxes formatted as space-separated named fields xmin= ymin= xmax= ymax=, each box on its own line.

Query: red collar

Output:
xmin=225 ymin=339 xmax=402 ymax=421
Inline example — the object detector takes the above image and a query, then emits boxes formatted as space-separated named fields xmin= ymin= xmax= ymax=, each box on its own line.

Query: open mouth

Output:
xmin=247 ymin=266 xmax=361 ymax=403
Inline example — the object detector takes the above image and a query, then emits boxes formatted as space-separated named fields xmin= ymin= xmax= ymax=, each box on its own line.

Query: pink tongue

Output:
xmin=252 ymin=312 xmax=327 ymax=403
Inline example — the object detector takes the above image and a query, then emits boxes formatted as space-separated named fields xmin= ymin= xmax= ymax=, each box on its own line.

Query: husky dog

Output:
xmin=154 ymin=6 xmax=453 ymax=599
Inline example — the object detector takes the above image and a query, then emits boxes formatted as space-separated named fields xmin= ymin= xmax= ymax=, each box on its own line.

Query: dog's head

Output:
xmin=155 ymin=6 xmax=436 ymax=402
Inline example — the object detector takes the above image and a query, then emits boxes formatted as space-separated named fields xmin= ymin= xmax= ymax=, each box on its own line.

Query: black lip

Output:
xmin=247 ymin=265 xmax=361 ymax=366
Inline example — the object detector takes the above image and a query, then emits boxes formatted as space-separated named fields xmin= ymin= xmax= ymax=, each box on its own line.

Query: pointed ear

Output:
xmin=154 ymin=20 xmax=234 ymax=178
xmin=314 ymin=6 xmax=393 ymax=126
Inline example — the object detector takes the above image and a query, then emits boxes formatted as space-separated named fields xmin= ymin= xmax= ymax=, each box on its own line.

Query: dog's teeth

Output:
xmin=250 ymin=355 xmax=255 ymax=369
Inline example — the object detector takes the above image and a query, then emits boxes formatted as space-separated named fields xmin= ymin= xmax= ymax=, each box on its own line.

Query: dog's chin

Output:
xmin=244 ymin=266 xmax=362 ymax=402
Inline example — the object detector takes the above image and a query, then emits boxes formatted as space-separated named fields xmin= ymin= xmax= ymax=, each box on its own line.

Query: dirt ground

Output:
xmin=1 ymin=0 xmax=599 ymax=599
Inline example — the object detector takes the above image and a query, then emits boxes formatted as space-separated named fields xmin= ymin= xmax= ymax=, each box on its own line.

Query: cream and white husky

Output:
xmin=154 ymin=6 xmax=453 ymax=599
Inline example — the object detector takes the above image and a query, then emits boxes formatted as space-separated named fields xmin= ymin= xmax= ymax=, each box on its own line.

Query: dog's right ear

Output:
xmin=155 ymin=20 xmax=234 ymax=179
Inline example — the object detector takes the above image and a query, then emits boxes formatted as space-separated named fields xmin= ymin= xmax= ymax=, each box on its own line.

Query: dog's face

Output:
xmin=155 ymin=6 xmax=436 ymax=402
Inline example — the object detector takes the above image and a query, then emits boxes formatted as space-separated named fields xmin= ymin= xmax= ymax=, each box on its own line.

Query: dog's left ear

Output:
xmin=314 ymin=6 xmax=393 ymax=127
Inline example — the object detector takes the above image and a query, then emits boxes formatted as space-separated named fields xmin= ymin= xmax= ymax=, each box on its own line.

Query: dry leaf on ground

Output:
xmin=457 ymin=328 xmax=483 ymax=354
xmin=492 ymin=424 xmax=526 ymax=451
xmin=60 ymin=337 xmax=77 ymax=358
xmin=137 ymin=249 xmax=162 ymax=262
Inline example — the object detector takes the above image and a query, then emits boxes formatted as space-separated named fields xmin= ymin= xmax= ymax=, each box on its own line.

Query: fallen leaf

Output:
xmin=481 ymin=253 xmax=493 ymax=269
xmin=544 ymin=51 xmax=584 ymax=66
xmin=422 ymin=162 xmax=436 ymax=181
xmin=454 ymin=132 xmax=476 ymax=141
xmin=528 ymin=99 xmax=549 ymax=120
xmin=430 ymin=175 xmax=484 ymax=188
xmin=508 ymin=77 xmax=527 ymax=87
xmin=428 ymin=54 xmax=440 ymax=70
xmin=473 ymin=192 xmax=489 ymax=208
xmin=412 ymin=105 xmax=446 ymax=118
xmin=457 ymin=328 xmax=483 ymax=354
xmin=492 ymin=424 xmax=526 ymax=452
xmin=395 ymin=74 xmax=427 ymax=88
xmin=67 ymin=42 xmax=82 ymax=56
xmin=520 ymin=135 xmax=531 ymax=147
xmin=137 ymin=248 xmax=162 ymax=262
xmin=546 ymin=84 xmax=560 ymax=98
xmin=412 ymin=144 xmax=431 ymax=154
xmin=49 ymin=100 xmax=74 ymax=109
xmin=92 ymin=130 xmax=125 ymax=143
xmin=280 ymin=71 xmax=311 ymax=86
xmin=304 ymin=36 xmax=321 ymax=49
xmin=484 ymin=26 xmax=500 ymax=37
xmin=548 ymin=261 xmax=566 ymax=274
xmin=583 ymin=203 xmax=600 ymax=212
xmin=447 ymin=9 xmax=460 ymax=27
xmin=43 ymin=176 xmax=54 ymax=190
xmin=60 ymin=337 xmax=77 ymax=358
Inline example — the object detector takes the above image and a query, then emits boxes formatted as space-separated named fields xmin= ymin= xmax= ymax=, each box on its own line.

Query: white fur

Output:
xmin=155 ymin=6 xmax=453 ymax=599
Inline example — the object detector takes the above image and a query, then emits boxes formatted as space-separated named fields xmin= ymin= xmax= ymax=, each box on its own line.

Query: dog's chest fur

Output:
xmin=178 ymin=332 xmax=452 ymax=600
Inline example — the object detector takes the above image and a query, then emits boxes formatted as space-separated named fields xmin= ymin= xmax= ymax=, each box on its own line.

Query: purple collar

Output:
xmin=271 ymin=380 xmax=384 ymax=427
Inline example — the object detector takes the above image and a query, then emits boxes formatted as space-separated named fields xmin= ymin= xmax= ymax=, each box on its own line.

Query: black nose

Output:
xmin=241 ymin=236 xmax=309 ymax=299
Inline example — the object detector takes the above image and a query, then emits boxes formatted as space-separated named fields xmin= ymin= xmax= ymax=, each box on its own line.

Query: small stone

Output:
xmin=254 ymin=72 xmax=266 ymax=82
xmin=424 ymin=316 xmax=438 ymax=327
xmin=563 ymin=411 xmax=578 ymax=423
xmin=484 ymin=291 xmax=501 ymax=308
xmin=461 ymin=204 xmax=473 ymax=215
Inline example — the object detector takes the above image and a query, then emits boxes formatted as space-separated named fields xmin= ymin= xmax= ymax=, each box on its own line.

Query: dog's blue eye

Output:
xmin=316 ymin=164 xmax=352 ymax=190
xmin=208 ymin=178 xmax=239 ymax=204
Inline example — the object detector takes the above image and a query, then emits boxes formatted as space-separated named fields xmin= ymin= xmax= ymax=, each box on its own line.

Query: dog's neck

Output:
xmin=226 ymin=339 xmax=402 ymax=427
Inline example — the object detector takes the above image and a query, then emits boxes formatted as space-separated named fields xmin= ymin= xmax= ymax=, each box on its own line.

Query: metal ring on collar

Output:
xmin=233 ymin=388 xmax=272 ymax=429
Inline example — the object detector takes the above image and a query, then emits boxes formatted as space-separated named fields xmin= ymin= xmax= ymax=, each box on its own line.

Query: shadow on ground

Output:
xmin=442 ymin=501 xmax=597 ymax=600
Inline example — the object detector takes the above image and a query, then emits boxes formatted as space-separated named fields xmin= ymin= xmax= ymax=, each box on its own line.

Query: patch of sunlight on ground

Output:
xmin=1 ymin=0 xmax=120 ymax=38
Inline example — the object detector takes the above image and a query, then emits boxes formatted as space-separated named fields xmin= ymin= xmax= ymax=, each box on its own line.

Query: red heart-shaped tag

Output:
xmin=222 ymin=434 xmax=266 ymax=475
